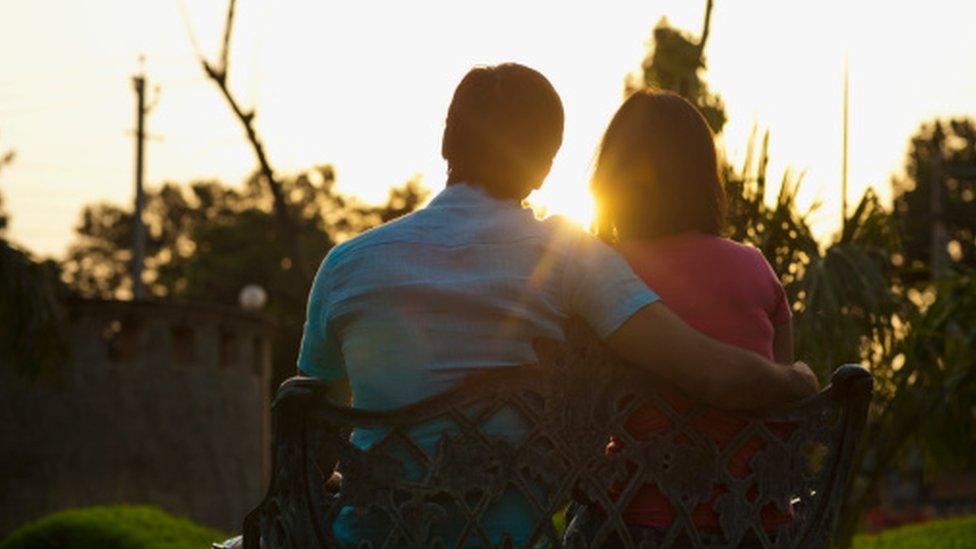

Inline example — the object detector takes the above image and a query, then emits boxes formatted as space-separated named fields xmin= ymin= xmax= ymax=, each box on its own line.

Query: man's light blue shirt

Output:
xmin=297 ymin=182 xmax=658 ymax=545
xmin=299 ymin=182 xmax=657 ymax=417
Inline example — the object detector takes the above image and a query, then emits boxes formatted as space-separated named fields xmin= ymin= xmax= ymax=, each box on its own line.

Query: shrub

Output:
xmin=0 ymin=505 xmax=229 ymax=549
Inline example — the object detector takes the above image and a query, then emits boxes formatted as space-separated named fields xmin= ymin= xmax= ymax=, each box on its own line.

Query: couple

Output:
xmin=297 ymin=63 xmax=818 ymax=546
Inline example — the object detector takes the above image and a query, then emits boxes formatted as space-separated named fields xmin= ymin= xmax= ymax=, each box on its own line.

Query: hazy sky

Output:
xmin=2 ymin=0 xmax=975 ymax=257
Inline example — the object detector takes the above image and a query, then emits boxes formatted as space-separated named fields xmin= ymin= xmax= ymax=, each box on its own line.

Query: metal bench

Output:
xmin=243 ymin=322 xmax=871 ymax=548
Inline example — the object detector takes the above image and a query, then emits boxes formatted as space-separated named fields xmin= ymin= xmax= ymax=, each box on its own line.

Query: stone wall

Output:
xmin=0 ymin=298 xmax=273 ymax=536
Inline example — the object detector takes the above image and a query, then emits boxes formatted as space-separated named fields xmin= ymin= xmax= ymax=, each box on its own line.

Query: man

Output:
xmin=297 ymin=63 xmax=818 ymax=545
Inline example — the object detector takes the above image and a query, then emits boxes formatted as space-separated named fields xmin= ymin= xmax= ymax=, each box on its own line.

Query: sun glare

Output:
xmin=528 ymin=177 xmax=596 ymax=231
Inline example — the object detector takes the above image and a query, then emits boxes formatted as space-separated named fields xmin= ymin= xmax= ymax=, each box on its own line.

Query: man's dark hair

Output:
xmin=442 ymin=63 xmax=564 ymax=200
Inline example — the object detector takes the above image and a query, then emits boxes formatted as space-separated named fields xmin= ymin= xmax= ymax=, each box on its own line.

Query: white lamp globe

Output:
xmin=239 ymin=284 xmax=268 ymax=311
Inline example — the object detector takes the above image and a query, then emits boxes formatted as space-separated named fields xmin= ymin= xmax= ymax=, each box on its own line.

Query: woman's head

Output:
xmin=591 ymin=90 xmax=726 ymax=241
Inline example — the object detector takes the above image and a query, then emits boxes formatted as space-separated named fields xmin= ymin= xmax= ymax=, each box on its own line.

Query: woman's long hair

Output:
xmin=591 ymin=90 xmax=726 ymax=242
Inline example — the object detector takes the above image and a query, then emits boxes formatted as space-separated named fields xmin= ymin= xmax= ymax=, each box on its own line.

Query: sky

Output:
xmin=2 ymin=0 xmax=975 ymax=258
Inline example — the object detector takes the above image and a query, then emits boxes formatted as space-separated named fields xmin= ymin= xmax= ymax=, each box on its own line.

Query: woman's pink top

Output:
xmin=609 ymin=231 xmax=792 ymax=530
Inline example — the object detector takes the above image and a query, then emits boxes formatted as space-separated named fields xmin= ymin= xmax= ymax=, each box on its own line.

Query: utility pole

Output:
xmin=131 ymin=69 xmax=147 ymax=300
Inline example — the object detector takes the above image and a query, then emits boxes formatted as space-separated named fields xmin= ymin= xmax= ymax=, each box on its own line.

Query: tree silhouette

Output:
xmin=0 ymin=135 xmax=14 ymax=232
xmin=0 ymin=135 xmax=69 ymax=380
xmin=62 ymin=170 xmax=427 ymax=385
xmin=625 ymin=0 xmax=727 ymax=134
xmin=186 ymin=0 xmax=313 ymax=285
xmin=892 ymin=118 xmax=976 ymax=277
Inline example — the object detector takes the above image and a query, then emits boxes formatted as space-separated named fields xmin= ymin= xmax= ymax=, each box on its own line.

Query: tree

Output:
xmin=626 ymin=0 xmax=727 ymax=134
xmin=0 ymin=135 xmax=70 ymax=380
xmin=892 ymin=118 xmax=976 ymax=277
xmin=0 ymin=138 xmax=13 ymax=231
xmin=186 ymin=0 xmax=313 ymax=285
xmin=723 ymin=132 xmax=902 ymax=378
xmin=62 ymin=169 xmax=427 ymax=386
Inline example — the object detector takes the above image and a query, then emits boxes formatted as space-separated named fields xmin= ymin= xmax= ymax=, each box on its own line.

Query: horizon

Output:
xmin=2 ymin=0 xmax=975 ymax=257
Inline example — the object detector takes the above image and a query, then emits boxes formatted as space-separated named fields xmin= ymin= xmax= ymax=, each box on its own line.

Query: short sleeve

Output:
xmin=297 ymin=253 xmax=347 ymax=381
xmin=563 ymin=232 xmax=659 ymax=338
xmin=754 ymin=248 xmax=791 ymax=325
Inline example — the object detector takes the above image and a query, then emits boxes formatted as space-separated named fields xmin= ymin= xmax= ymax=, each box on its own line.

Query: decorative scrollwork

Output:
xmin=244 ymin=323 xmax=872 ymax=548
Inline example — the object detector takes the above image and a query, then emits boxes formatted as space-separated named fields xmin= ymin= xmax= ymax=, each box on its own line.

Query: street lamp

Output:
xmin=239 ymin=284 xmax=267 ymax=311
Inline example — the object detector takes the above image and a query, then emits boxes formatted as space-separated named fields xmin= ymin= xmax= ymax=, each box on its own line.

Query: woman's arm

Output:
xmin=773 ymin=320 xmax=794 ymax=365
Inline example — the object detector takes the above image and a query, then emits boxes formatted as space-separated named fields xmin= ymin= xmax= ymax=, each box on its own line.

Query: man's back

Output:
xmin=299 ymin=182 xmax=658 ymax=436
xmin=297 ymin=182 xmax=658 ymax=546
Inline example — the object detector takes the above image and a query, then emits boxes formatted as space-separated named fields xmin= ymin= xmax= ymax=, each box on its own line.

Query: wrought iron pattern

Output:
xmin=244 ymin=322 xmax=871 ymax=548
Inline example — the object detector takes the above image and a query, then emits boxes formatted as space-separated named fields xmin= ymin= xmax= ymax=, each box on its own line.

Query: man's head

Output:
xmin=442 ymin=63 xmax=564 ymax=200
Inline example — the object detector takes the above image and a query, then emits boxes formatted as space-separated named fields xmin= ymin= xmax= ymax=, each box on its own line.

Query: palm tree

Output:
xmin=724 ymin=133 xmax=976 ymax=546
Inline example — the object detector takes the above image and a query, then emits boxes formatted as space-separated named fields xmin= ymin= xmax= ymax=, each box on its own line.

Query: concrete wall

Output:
xmin=0 ymin=299 xmax=273 ymax=536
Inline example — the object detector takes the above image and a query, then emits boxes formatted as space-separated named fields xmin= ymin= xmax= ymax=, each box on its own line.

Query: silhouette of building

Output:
xmin=0 ymin=298 xmax=273 ymax=535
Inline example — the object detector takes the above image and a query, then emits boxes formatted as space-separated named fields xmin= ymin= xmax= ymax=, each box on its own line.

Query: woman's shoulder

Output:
xmin=668 ymin=234 xmax=776 ymax=276
xmin=714 ymin=236 xmax=767 ymax=259
xmin=711 ymin=237 xmax=777 ymax=272
xmin=651 ymin=232 xmax=761 ymax=257
xmin=617 ymin=232 xmax=773 ymax=269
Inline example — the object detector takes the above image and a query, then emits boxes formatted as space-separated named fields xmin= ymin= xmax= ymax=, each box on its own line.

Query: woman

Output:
xmin=569 ymin=90 xmax=794 ymax=543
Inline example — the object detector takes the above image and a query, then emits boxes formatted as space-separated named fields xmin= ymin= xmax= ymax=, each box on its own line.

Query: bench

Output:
xmin=243 ymin=323 xmax=872 ymax=547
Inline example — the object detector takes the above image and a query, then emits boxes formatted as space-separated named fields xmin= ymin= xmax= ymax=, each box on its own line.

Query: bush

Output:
xmin=853 ymin=515 xmax=976 ymax=548
xmin=0 ymin=505 xmax=229 ymax=549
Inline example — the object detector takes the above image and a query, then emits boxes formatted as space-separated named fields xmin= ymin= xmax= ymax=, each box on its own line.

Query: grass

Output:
xmin=4 ymin=504 xmax=972 ymax=548
xmin=0 ymin=505 xmax=230 ymax=549
xmin=853 ymin=515 xmax=976 ymax=548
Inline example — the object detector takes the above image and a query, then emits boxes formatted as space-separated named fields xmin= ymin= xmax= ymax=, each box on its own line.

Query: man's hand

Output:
xmin=606 ymin=303 xmax=820 ymax=410
xmin=789 ymin=360 xmax=821 ymax=396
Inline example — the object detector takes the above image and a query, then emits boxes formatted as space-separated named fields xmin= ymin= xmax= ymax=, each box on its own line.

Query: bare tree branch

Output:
xmin=220 ymin=0 xmax=237 ymax=73
xmin=696 ymin=0 xmax=714 ymax=63
xmin=193 ymin=0 xmax=312 ymax=284
xmin=0 ymin=150 xmax=13 ymax=173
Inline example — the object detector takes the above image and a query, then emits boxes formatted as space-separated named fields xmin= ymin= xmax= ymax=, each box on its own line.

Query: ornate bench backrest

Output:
xmin=244 ymin=324 xmax=871 ymax=548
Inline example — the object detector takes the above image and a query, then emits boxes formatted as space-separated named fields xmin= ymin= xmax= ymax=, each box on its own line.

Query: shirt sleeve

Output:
xmin=563 ymin=231 xmax=660 ymax=338
xmin=297 ymin=252 xmax=347 ymax=381
xmin=755 ymin=248 xmax=792 ymax=325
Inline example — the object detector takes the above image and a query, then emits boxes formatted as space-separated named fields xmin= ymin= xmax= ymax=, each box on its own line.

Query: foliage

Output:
xmin=717 ymin=124 xmax=976 ymax=549
xmin=0 ymin=135 xmax=70 ymax=380
xmin=0 ymin=242 xmax=70 ymax=380
xmin=626 ymin=3 xmax=727 ymax=134
xmin=62 ymin=167 xmax=427 ymax=385
xmin=892 ymin=118 xmax=976 ymax=276
xmin=0 ymin=505 xmax=229 ymax=549
xmin=852 ymin=514 xmax=976 ymax=548
xmin=714 ymin=66 xmax=975 ymax=549
xmin=0 ymin=141 xmax=13 ymax=231
xmin=723 ymin=131 xmax=903 ymax=378
xmin=911 ymin=275 xmax=976 ymax=471
xmin=1 ymin=132 xmax=16 ymax=232
xmin=194 ymin=0 xmax=318 ymax=285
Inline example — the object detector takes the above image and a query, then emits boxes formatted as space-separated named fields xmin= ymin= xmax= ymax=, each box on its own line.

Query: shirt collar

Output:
xmin=428 ymin=181 xmax=522 ymax=209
